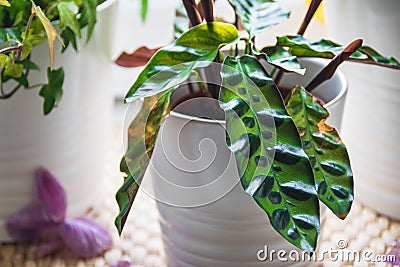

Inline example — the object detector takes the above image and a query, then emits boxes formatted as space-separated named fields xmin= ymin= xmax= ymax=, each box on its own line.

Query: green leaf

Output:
xmin=0 ymin=28 xmax=21 ymax=45
xmin=39 ymin=67 xmax=64 ymax=115
xmin=219 ymin=55 xmax=319 ymax=251
xmin=124 ymin=22 xmax=239 ymax=103
xmin=20 ymin=58 xmax=40 ymax=71
xmin=257 ymin=45 xmax=305 ymax=74
xmin=61 ymin=27 xmax=78 ymax=52
xmin=21 ymin=30 xmax=46 ymax=60
xmin=140 ymin=0 xmax=148 ymax=22
xmin=286 ymin=86 xmax=353 ymax=219
xmin=229 ymin=0 xmax=290 ymax=38
xmin=0 ymin=0 xmax=10 ymax=7
xmin=79 ymin=0 xmax=97 ymax=42
xmin=4 ymin=59 xmax=23 ymax=78
xmin=277 ymin=35 xmax=400 ymax=69
xmin=115 ymin=90 xmax=173 ymax=234
xmin=0 ymin=54 xmax=7 ymax=68
xmin=58 ymin=2 xmax=81 ymax=38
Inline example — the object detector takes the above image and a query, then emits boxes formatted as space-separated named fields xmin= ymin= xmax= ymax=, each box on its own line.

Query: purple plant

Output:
xmin=5 ymin=167 xmax=112 ymax=258
xmin=386 ymin=241 xmax=400 ymax=266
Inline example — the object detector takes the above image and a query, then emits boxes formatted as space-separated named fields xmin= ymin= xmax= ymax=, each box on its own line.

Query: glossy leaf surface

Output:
xmin=277 ymin=35 xmax=400 ymax=69
xmin=116 ymin=90 xmax=173 ymax=234
xmin=220 ymin=55 xmax=319 ymax=251
xmin=124 ymin=22 xmax=238 ymax=103
xmin=286 ymin=86 xmax=353 ymax=219
xmin=258 ymin=46 xmax=305 ymax=74
xmin=229 ymin=0 xmax=290 ymax=38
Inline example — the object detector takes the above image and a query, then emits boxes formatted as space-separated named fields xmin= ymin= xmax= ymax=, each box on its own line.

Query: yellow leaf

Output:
xmin=0 ymin=0 xmax=10 ymax=7
xmin=32 ymin=4 xmax=59 ymax=68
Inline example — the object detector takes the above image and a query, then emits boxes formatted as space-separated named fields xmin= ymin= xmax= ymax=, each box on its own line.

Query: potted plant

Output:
xmin=324 ymin=0 xmax=400 ymax=220
xmin=0 ymin=0 xmax=117 ymax=241
xmin=114 ymin=0 xmax=400 ymax=265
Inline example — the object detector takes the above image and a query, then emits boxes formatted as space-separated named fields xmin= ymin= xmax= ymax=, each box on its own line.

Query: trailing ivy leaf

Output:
xmin=255 ymin=46 xmax=305 ymax=75
xmin=229 ymin=0 xmax=290 ymax=38
xmin=0 ymin=54 xmax=7 ymax=68
xmin=20 ymin=58 xmax=40 ymax=71
xmin=32 ymin=4 xmax=59 ymax=68
xmin=220 ymin=55 xmax=319 ymax=251
xmin=277 ymin=35 xmax=400 ymax=69
xmin=286 ymin=86 xmax=353 ymax=219
xmin=21 ymin=30 xmax=46 ymax=60
xmin=115 ymin=90 xmax=173 ymax=234
xmin=58 ymin=2 xmax=81 ymax=38
xmin=39 ymin=67 xmax=64 ymax=115
xmin=0 ymin=0 xmax=10 ymax=7
xmin=124 ymin=22 xmax=239 ymax=103
xmin=4 ymin=58 xmax=23 ymax=78
xmin=115 ymin=46 xmax=160 ymax=68
xmin=61 ymin=27 xmax=78 ymax=52
xmin=79 ymin=0 xmax=97 ymax=42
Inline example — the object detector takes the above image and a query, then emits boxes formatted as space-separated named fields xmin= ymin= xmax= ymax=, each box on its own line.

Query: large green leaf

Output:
xmin=277 ymin=35 xmax=400 ymax=69
xmin=256 ymin=45 xmax=305 ymax=74
xmin=115 ymin=90 xmax=173 ymax=234
xmin=229 ymin=0 xmax=290 ymax=39
xmin=124 ymin=22 xmax=239 ymax=103
xmin=58 ymin=2 xmax=81 ymax=38
xmin=286 ymin=87 xmax=353 ymax=219
xmin=220 ymin=55 xmax=319 ymax=251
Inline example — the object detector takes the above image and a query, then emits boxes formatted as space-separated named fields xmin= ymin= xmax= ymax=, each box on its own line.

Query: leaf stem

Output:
xmin=183 ymin=0 xmax=202 ymax=27
xmin=307 ymin=39 xmax=363 ymax=92
xmin=201 ymin=0 xmax=214 ymax=22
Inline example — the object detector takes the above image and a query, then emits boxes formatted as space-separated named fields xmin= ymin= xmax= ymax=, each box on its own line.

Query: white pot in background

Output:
xmin=142 ymin=59 xmax=347 ymax=267
xmin=325 ymin=0 xmax=400 ymax=219
xmin=0 ymin=0 xmax=118 ymax=241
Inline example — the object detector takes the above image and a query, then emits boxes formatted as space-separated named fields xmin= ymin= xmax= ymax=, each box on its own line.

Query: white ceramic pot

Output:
xmin=0 ymin=0 xmax=118 ymax=241
xmin=324 ymin=0 xmax=400 ymax=219
xmin=143 ymin=59 xmax=347 ymax=266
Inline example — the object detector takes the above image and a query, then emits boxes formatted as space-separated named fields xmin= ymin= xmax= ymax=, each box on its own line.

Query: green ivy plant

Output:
xmin=115 ymin=0 xmax=400 ymax=251
xmin=0 ymin=0 xmax=105 ymax=114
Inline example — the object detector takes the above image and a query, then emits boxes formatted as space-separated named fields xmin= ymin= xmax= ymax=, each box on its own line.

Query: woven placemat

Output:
xmin=1 ymin=123 xmax=399 ymax=267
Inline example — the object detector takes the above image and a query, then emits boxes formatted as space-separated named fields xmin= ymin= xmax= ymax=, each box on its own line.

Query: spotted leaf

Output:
xmin=124 ymin=22 xmax=238 ymax=103
xmin=115 ymin=90 xmax=173 ymax=234
xmin=220 ymin=55 xmax=319 ymax=251
xmin=286 ymin=86 xmax=353 ymax=219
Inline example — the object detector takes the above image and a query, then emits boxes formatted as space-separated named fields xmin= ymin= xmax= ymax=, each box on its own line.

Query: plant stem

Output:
xmin=307 ymin=39 xmax=363 ymax=92
xmin=201 ymin=0 xmax=214 ymax=22
xmin=0 ymin=45 xmax=23 ymax=55
xmin=274 ymin=0 xmax=323 ymax=86
xmin=298 ymin=0 xmax=323 ymax=36
xmin=24 ymin=12 xmax=36 ymax=39
xmin=183 ymin=0 xmax=202 ymax=26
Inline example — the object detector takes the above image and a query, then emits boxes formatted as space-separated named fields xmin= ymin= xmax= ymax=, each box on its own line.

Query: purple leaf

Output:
xmin=5 ymin=204 xmax=57 ymax=243
xmin=35 ymin=167 xmax=67 ymax=223
xmin=59 ymin=217 xmax=113 ymax=258
xmin=110 ymin=260 xmax=134 ymax=267
xmin=386 ymin=241 xmax=400 ymax=265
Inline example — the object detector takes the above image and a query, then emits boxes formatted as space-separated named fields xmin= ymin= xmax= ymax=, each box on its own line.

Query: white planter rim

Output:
xmin=169 ymin=59 xmax=348 ymax=125
xmin=97 ymin=0 xmax=118 ymax=11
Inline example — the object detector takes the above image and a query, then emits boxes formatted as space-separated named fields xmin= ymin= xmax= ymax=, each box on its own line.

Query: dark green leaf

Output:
xmin=0 ymin=27 xmax=21 ymax=45
xmin=220 ymin=55 xmax=319 ymax=251
xmin=115 ymin=90 xmax=173 ymax=234
xmin=39 ymin=67 xmax=65 ymax=115
xmin=229 ymin=0 xmax=290 ymax=38
xmin=124 ymin=22 xmax=239 ymax=103
xmin=20 ymin=58 xmax=40 ymax=71
xmin=257 ymin=45 xmax=305 ymax=74
xmin=61 ymin=27 xmax=78 ymax=52
xmin=286 ymin=86 xmax=353 ymax=219
xmin=277 ymin=35 xmax=400 ymax=69
xmin=58 ymin=2 xmax=81 ymax=38
xmin=79 ymin=0 xmax=97 ymax=42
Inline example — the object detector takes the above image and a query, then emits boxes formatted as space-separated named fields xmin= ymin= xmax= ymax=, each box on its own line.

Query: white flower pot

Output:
xmin=0 ymin=0 xmax=118 ymax=241
xmin=142 ymin=59 xmax=347 ymax=266
xmin=324 ymin=0 xmax=400 ymax=220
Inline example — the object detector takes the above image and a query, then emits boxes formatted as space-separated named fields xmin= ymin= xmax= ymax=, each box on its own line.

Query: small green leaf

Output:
xmin=4 ymin=59 xmax=23 ymax=78
xmin=140 ymin=0 xmax=148 ymax=22
xmin=61 ymin=27 xmax=78 ymax=52
xmin=58 ymin=2 xmax=81 ymax=38
xmin=21 ymin=30 xmax=46 ymax=60
xmin=115 ymin=90 xmax=173 ymax=234
xmin=286 ymin=86 xmax=353 ymax=219
xmin=124 ymin=22 xmax=239 ymax=103
xmin=0 ymin=54 xmax=7 ymax=68
xmin=12 ymin=11 xmax=24 ymax=26
xmin=79 ymin=0 xmax=97 ymax=42
xmin=229 ymin=0 xmax=290 ymax=38
xmin=39 ymin=67 xmax=65 ymax=115
xmin=220 ymin=55 xmax=319 ymax=251
xmin=257 ymin=46 xmax=305 ymax=74
xmin=0 ymin=28 xmax=21 ymax=45
xmin=277 ymin=35 xmax=400 ymax=69
xmin=0 ymin=0 xmax=10 ymax=7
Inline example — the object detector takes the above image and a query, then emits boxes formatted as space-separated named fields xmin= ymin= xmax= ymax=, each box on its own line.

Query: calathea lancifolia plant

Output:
xmin=115 ymin=0 xmax=400 ymax=251
xmin=0 ymin=0 xmax=105 ymax=114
